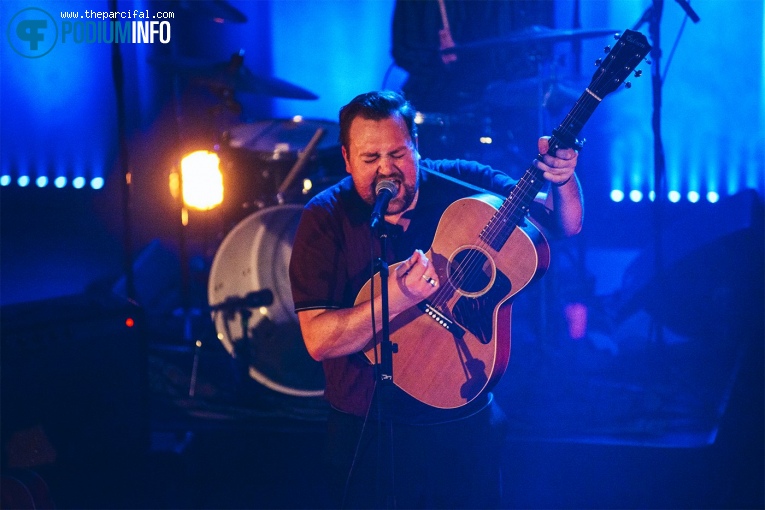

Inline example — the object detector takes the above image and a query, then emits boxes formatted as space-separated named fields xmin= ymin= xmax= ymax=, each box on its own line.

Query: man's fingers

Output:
xmin=537 ymin=136 xmax=550 ymax=155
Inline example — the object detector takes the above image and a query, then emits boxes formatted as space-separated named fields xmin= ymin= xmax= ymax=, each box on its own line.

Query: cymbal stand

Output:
xmin=633 ymin=0 xmax=699 ymax=344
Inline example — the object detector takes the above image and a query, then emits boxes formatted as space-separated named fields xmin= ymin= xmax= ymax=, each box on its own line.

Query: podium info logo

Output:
xmin=7 ymin=7 xmax=173 ymax=58
xmin=7 ymin=7 xmax=58 ymax=58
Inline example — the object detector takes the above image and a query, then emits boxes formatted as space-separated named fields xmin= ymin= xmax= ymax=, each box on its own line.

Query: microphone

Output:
xmin=370 ymin=180 xmax=399 ymax=230
xmin=210 ymin=289 xmax=274 ymax=312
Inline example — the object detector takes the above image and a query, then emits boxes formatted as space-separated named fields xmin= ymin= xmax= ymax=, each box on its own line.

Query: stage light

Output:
xmin=90 ymin=177 xmax=105 ymax=190
xmin=1 ymin=175 xmax=11 ymax=186
xmin=629 ymin=190 xmax=643 ymax=202
xmin=54 ymin=176 xmax=67 ymax=188
xmin=610 ymin=189 xmax=625 ymax=202
xmin=648 ymin=190 xmax=656 ymax=202
xmin=35 ymin=176 xmax=48 ymax=188
xmin=479 ymin=136 xmax=492 ymax=144
xmin=707 ymin=191 xmax=720 ymax=203
xmin=72 ymin=176 xmax=86 ymax=189
xmin=18 ymin=175 xmax=30 ymax=187
xmin=302 ymin=178 xmax=313 ymax=195
xmin=687 ymin=191 xmax=700 ymax=203
xmin=172 ymin=150 xmax=224 ymax=211
xmin=668 ymin=190 xmax=681 ymax=203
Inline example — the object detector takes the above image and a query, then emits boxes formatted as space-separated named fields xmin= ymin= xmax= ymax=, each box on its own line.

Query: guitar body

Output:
xmin=356 ymin=194 xmax=549 ymax=408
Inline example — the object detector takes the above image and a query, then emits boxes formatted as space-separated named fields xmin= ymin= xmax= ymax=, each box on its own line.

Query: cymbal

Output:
xmin=444 ymin=25 xmax=619 ymax=53
xmin=149 ymin=52 xmax=319 ymax=100
xmin=179 ymin=0 xmax=247 ymax=23
xmin=483 ymin=76 xmax=583 ymax=110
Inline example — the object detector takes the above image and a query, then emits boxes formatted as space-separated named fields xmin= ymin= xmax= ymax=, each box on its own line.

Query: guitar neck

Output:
xmin=480 ymin=28 xmax=651 ymax=252
xmin=480 ymin=90 xmax=600 ymax=252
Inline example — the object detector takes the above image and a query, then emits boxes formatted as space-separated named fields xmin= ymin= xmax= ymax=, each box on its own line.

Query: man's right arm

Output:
xmin=298 ymin=250 xmax=438 ymax=361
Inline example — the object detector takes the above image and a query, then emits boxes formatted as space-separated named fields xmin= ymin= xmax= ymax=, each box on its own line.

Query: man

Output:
xmin=289 ymin=91 xmax=582 ymax=508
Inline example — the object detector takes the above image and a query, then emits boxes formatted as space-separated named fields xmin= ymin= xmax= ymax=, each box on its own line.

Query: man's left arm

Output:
xmin=534 ymin=136 xmax=584 ymax=237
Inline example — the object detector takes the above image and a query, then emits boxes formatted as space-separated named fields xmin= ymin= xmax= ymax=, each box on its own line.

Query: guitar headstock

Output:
xmin=590 ymin=30 xmax=651 ymax=99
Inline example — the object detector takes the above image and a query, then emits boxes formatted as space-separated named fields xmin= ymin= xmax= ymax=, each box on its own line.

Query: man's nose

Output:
xmin=378 ymin=156 xmax=397 ymax=175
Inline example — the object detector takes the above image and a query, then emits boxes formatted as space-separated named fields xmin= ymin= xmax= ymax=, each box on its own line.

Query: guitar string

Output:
xmin=427 ymin=39 xmax=637 ymax=315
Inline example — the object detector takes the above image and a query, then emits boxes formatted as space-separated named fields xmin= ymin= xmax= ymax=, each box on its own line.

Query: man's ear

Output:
xmin=341 ymin=145 xmax=351 ymax=174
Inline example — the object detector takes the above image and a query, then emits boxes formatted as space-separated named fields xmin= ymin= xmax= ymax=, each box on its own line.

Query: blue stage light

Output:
xmin=90 ymin=177 xmax=105 ymax=190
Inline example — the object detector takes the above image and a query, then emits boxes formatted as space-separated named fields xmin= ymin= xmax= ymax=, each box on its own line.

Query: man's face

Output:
xmin=341 ymin=113 xmax=420 ymax=216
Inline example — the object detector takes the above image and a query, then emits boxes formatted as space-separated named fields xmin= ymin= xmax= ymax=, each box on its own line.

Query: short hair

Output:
xmin=338 ymin=90 xmax=417 ymax=151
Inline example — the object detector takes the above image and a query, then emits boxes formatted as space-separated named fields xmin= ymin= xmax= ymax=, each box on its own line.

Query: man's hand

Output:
xmin=535 ymin=136 xmax=578 ymax=186
xmin=392 ymin=249 xmax=439 ymax=309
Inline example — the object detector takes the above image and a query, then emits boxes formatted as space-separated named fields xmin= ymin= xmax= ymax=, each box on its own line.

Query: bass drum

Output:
xmin=207 ymin=204 xmax=324 ymax=397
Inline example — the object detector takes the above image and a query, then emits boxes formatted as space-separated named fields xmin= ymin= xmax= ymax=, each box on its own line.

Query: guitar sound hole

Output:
xmin=449 ymin=248 xmax=492 ymax=294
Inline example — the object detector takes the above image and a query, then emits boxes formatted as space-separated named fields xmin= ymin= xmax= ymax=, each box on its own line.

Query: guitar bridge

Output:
xmin=417 ymin=301 xmax=465 ymax=338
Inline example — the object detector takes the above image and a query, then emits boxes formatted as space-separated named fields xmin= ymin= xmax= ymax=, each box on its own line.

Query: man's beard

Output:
xmin=385 ymin=181 xmax=416 ymax=215
xmin=371 ymin=173 xmax=418 ymax=216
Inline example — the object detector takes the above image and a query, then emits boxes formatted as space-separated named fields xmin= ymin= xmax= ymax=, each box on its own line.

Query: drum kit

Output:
xmin=156 ymin=4 xmax=616 ymax=400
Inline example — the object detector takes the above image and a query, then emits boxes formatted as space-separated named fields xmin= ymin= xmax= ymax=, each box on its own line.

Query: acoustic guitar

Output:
xmin=356 ymin=29 xmax=652 ymax=409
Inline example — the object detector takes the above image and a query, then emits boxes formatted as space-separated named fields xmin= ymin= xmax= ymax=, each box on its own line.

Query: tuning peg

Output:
xmin=625 ymin=82 xmax=632 ymax=89
xmin=613 ymin=33 xmax=621 ymax=40
xmin=604 ymin=45 xmax=611 ymax=53
xmin=595 ymin=58 xmax=602 ymax=66
xmin=634 ymin=69 xmax=643 ymax=78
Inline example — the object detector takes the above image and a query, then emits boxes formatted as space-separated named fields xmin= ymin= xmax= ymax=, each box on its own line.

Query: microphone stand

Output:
xmin=373 ymin=221 xmax=396 ymax=509
xmin=633 ymin=0 xmax=699 ymax=344
xmin=648 ymin=0 xmax=667 ymax=345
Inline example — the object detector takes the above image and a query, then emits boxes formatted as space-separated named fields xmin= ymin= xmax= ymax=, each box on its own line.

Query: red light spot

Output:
xmin=125 ymin=317 xmax=135 ymax=328
xmin=564 ymin=302 xmax=588 ymax=340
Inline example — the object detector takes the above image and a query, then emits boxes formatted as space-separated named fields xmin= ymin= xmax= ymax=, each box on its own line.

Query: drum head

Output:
xmin=208 ymin=204 xmax=324 ymax=397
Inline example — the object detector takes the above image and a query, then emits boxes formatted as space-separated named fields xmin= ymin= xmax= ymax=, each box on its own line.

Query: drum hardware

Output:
xmin=276 ymin=127 xmax=325 ymax=204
